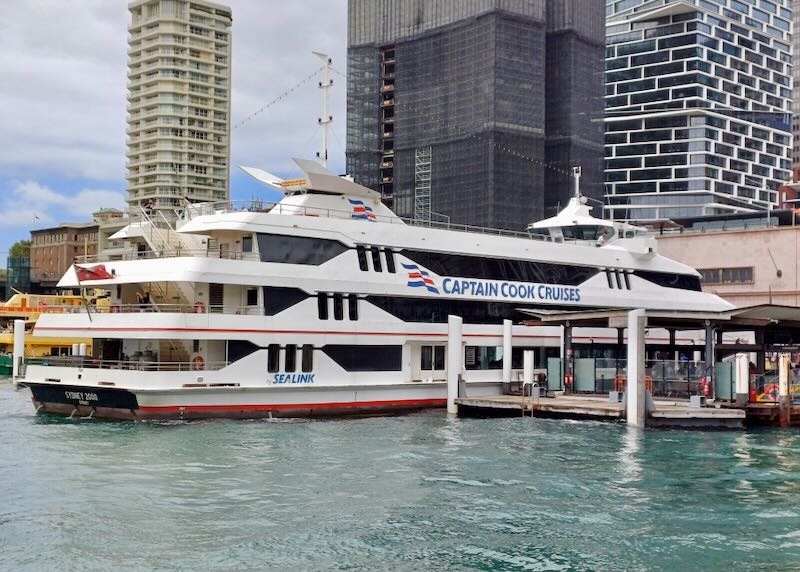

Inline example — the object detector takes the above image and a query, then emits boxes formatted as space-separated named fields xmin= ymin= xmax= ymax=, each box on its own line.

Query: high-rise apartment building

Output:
xmin=127 ymin=0 xmax=232 ymax=215
xmin=605 ymin=0 xmax=792 ymax=221
xmin=346 ymin=0 xmax=606 ymax=231
xmin=792 ymin=0 xmax=800 ymax=166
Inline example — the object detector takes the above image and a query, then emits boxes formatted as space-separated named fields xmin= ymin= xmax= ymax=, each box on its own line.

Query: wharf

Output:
xmin=455 ymin=394 xmax=746 ymax=429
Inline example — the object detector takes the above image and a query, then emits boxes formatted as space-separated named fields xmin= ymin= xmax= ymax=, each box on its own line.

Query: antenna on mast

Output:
xmin=313 ymin=51 xmax=333 ymax=168
xmin=572 ymin=166 xmax=582 ymax=199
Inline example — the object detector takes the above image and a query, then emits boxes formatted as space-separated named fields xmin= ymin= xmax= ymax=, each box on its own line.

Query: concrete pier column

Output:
xmin=523 ymin=350 xmax=534 ymax=388
xmin=704 ymin=321 xmax=715 ymax=398
xmin=626 ymin=309 xmax=647 ymax=428
xmin=564 ymin=322 xmax=573 ymax=392
xmin=12 ymin=319 xmax=25 ymax=380
xmin=735 ymin=353 xmax=750 ymax=406
xmin=502 ymin=319 xmax=512 ymax=392
xmin=447 ymin=315 xmax=463 ymax=416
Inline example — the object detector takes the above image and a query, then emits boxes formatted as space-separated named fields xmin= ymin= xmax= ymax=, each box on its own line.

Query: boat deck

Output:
xmin=455 ymin=394 xmax=746 ymax=428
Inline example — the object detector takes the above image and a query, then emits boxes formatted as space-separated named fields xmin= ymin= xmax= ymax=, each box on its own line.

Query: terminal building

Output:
xmin=604 ymin=0 xmax=792 ymax=221
xmin=346 ymin=0 xmax=606 ymax=230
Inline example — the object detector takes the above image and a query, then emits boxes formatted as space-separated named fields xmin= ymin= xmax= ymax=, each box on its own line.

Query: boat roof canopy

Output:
xmin=240 ymin=158 xmax=379 ymax=200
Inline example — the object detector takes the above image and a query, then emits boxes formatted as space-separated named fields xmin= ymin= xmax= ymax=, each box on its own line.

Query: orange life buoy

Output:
xmin=564 ymin=372 xmax=573 ymax=387
xmin=614 ymin=374 xmax=626 ymax=392
xmin=193 ymin=301 xmax=206 ymax=314
xmin=761 ymin=382 xmax=780 ymax=402
xmin=192 ymin=355 xmax=205 ymax=371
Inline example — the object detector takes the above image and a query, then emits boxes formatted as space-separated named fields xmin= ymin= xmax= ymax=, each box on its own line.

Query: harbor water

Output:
xmin=1 ymin=378 xmax=799 ymax=571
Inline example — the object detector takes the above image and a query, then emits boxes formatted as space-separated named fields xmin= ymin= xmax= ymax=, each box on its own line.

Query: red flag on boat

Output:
xmin=75 ymin=264 xmax=114 ymax=281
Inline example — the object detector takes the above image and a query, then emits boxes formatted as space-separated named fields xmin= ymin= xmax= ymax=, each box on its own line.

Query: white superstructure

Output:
xmin=20 ymin=159 xmax=733 ymax=419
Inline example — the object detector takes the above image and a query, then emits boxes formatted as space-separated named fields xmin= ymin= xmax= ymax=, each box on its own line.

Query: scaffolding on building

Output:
xmin=414 ymin=146 xmax=432 ymax=222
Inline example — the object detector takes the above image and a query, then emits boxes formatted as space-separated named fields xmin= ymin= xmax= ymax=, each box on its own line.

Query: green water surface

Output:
xmin=1 ymin=379 xmax=799 ymax=571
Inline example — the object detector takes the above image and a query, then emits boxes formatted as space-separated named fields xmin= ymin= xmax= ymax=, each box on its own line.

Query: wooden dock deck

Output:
xmin=455 ymin=394 xmax=746 ymax=429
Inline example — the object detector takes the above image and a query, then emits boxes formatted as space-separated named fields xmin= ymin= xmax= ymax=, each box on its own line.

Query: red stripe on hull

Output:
xmin=33 ymin=326 xmax=557 ymax=339
xmin=139 ymin=397 xmax=447 ymax=414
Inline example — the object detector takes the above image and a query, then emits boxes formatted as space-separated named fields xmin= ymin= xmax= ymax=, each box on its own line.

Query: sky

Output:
xmin=0 ymin=0 xmax=348 ymax=265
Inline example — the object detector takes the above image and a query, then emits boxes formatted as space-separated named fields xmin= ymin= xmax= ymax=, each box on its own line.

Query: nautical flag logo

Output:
xmin=403 ymin=263 xmax=439 ymax=294
xmin=348 ymin=198 xmax=376 ymax=221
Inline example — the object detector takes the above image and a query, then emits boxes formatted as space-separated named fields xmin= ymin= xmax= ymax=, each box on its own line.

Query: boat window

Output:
xmin=402 ymin=250 xmax=597 ymax=285
xmin=434 ymin=346 xmax=445 ymax=370
xmin=267 ymin=344 xmax=280 ymax=373
xmin=421 ymin=346 xmax=433 ymax=370
xmin=193 ymin=339 xmax=200 ymax=353
xmin=371 ymin=247 xmax=382 ymax=272
xmin=614 ymin=270 xmax=623 ymax=290
xmin=285 ymin=344 xmax=297 ymax=372
xmin=465 ymin=346 xmax=504 ymax=370
xmin=209 ymin=283 xmax=224 ymax=313
xmin=301 ymin=344 xmax=313 ymax=372
xmin=560 ymin=226 xmax=608 ymax=240
xmin=384 ymin=249 xmax=397 ymax=273
xmin=228 ymin=340 xmax=259 ymax=363
xmin=263 ymin=286 xmax=308 ymax=316
xmin=318 ymin=293 xmax=329 ymax=320
xmin=246 ymin=288 xmax=258 ymax=306
xmin=242 ymin=235 xmax=253 ymax=253
xmin=257 ymin=233 xmax=348 ymax=265
xmin=348 ymin=294 xmax=358 ymax=321
xmin=623 ymin=272 xmax=631 ymax=290
xmin=366 ymin=295 xmax=574 ymax=324
xmin=605 ymin=269 xmax=614 ymax=288
xmin=321 ymin=345 xmax=402 ymax=372
xmin=633 ymin=270 xmax=702 ymax=291
xmin=356 ymin=246 xmax=368 ymax=271
xmin=333 ymin=293 xmax=344 ymax=320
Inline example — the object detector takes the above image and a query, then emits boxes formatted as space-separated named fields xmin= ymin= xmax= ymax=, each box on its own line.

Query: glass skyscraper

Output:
xmin=605 ymin=0 xmax=792 ymax=221
xmin=346 ymin=0 xmax=606 ymax=231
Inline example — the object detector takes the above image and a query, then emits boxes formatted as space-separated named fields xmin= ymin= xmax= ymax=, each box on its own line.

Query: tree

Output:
xmin=8 ymin=240 xmax=31 ymax=258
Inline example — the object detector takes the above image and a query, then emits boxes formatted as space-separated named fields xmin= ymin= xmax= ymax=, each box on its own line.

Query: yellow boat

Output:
xmin=0 ymin=291 xmax=108 ymax=372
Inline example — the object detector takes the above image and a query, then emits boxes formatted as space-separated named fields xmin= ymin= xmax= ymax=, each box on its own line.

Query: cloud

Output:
xmin=0 ymin=0 xmax=348 ymax=184
xmin=0 ymin=180 xmax=126 ymax=228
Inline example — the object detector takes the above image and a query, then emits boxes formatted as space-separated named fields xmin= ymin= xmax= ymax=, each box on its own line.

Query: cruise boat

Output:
xmin=18 ymin=159 xmax=732 ymax=419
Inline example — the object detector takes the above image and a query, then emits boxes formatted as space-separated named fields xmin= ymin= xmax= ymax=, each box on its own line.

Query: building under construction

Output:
xmin=346 ymin=0 xmax=605 ymax=230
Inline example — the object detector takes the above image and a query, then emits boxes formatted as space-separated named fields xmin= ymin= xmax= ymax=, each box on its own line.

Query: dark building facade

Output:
xmin=346 ymin=0 xmax=605 ymax=231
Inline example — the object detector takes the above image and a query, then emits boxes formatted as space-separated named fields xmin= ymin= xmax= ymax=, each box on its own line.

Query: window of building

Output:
xmin=699 ymin=267 xmax=753 ymax=284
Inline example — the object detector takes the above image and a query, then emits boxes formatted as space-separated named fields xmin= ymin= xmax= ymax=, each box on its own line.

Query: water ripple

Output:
xmin=2 ymin=383 xmax=800 ymax=570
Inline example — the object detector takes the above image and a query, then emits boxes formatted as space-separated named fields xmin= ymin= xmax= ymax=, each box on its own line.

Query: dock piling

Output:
xmin=502 ymin=319 xmax=512 ymax=393
xmin=447 ymin=315 xmax=463 ymax=415
xmin=626 ymin=309 xmax=647 ymax=428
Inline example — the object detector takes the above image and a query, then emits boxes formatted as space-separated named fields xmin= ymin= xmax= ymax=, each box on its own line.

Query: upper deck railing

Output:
xmin=76 ymin=200 xmax=608 ymax=264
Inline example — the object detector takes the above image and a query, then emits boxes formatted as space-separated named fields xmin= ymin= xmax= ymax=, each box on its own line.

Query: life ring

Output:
xmin=564 ymin=372 xmax=573 ymax=387
xmin=192 ymin=355 xmax=205 ymax=371
xmin=193 ymin=301 xmax=206 ymax=314
xmin=760 ymin=383 xmax=780 ymax=402
xmin=614 ymin=374 xmax=626 ymax=392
